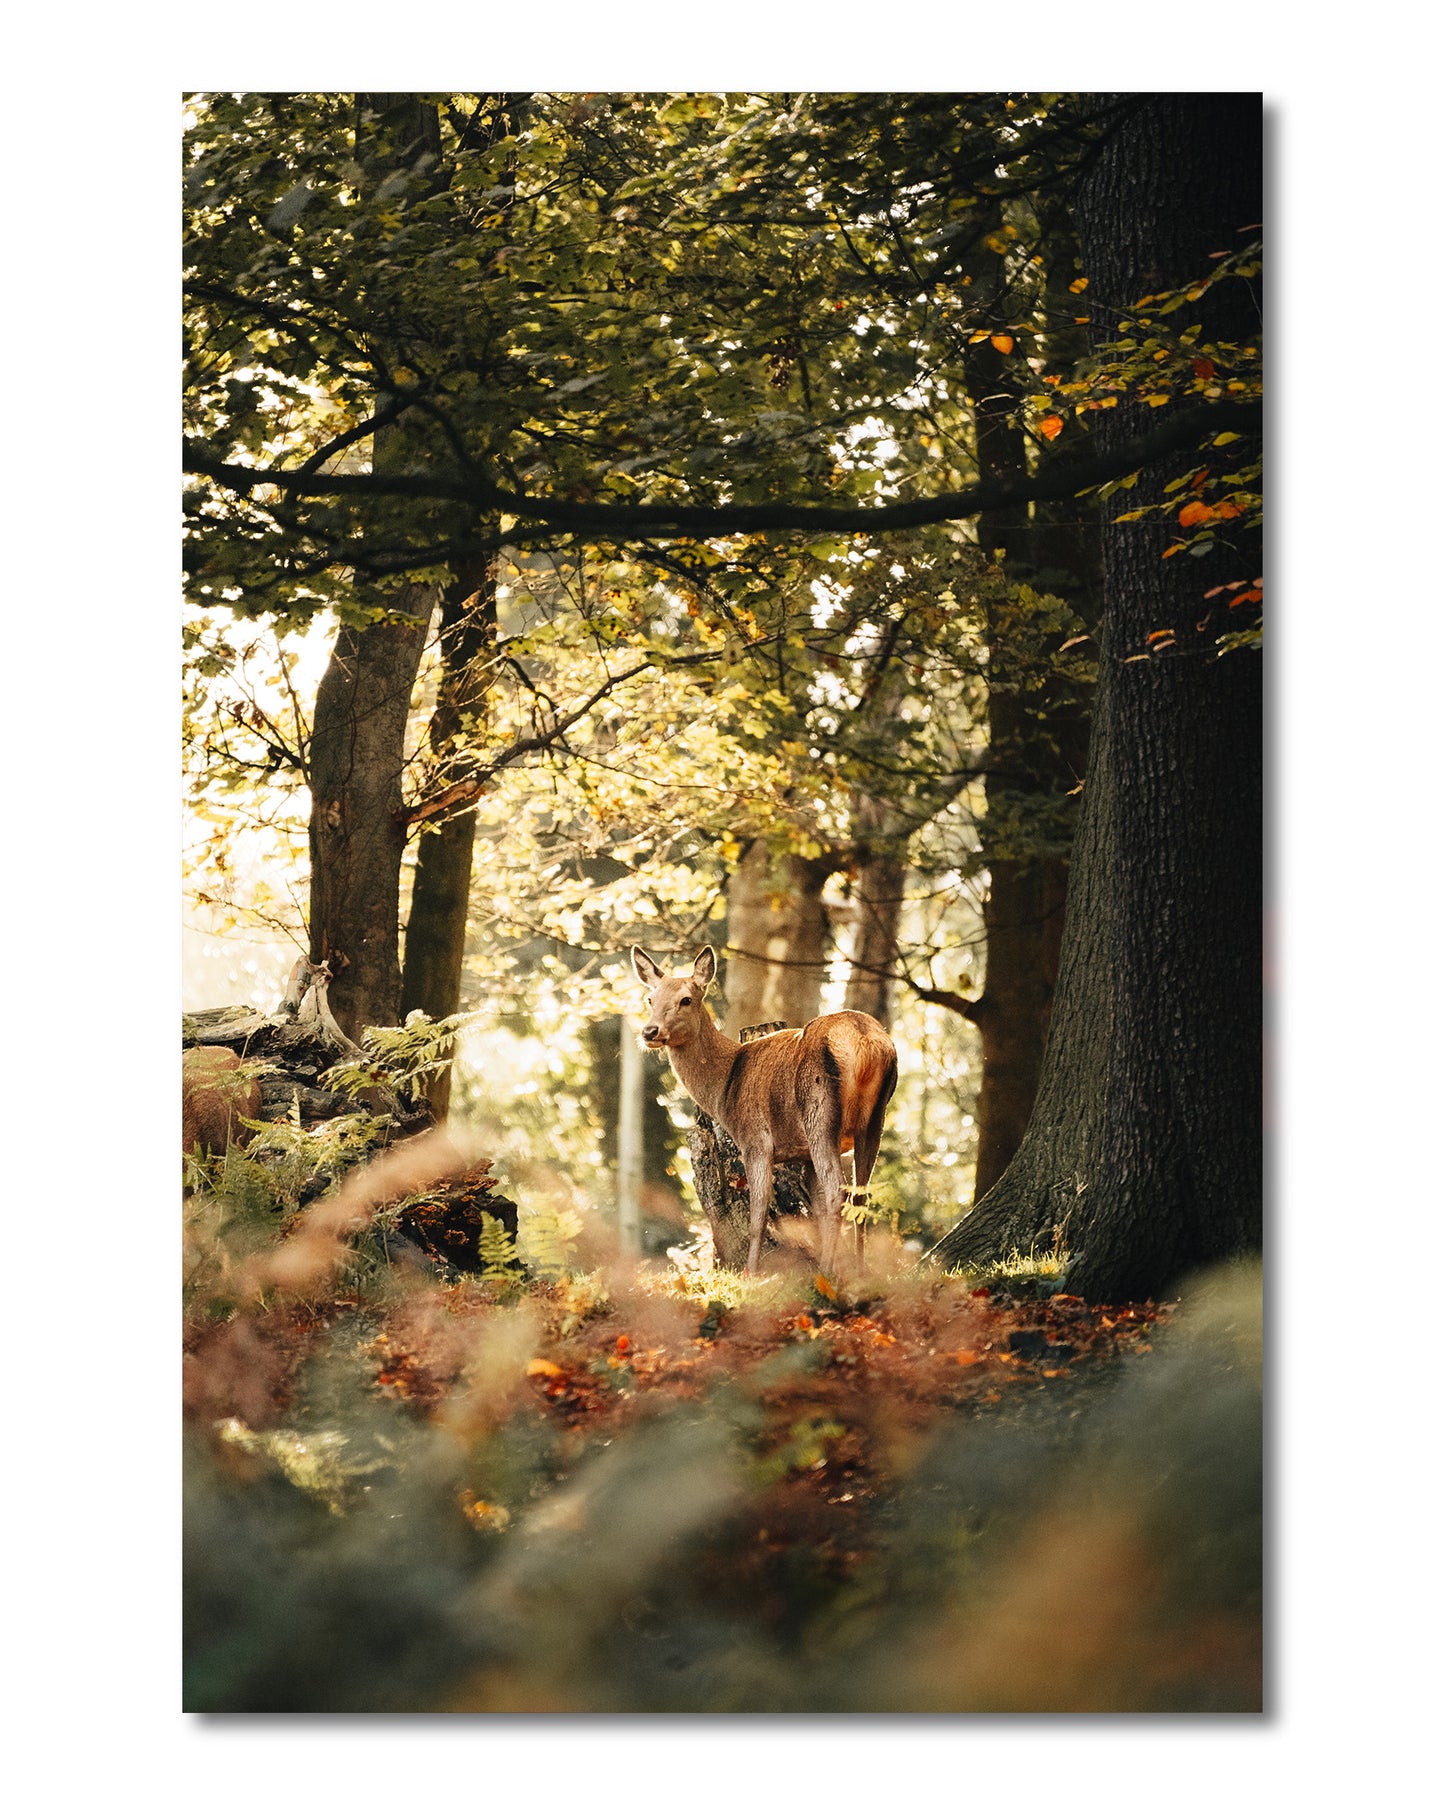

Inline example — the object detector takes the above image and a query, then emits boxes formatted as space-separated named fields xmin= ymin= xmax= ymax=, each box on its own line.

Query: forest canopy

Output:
xmin=183 ymin=89 xmax=1261 ymax=1296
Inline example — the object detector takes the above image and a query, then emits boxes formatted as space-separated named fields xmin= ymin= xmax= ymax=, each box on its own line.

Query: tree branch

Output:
xmin=183 ymin=398 xmax=1260 ymax=545
xmin=393 ymin=652 xmax=699 ymax=826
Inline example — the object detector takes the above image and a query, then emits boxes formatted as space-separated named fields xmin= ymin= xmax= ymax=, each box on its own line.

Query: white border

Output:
xmin=10 ymin=8 xmax=1440 ymax=1796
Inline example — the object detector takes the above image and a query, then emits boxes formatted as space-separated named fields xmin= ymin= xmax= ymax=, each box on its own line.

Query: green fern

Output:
xmin=322 ymin=1009 xmax=474 ymax=1105
xmin=479 ymin=1212 xmax=521 ymax=1279
xmin=519 ymin=1205 xmax=583 ymax=1277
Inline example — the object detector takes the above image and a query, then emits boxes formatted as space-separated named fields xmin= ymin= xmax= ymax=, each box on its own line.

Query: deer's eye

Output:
xmin=679 ymin=996 xmax=692 ymax=1007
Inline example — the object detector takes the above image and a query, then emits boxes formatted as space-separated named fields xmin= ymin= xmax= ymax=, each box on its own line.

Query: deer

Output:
xmin=631 ymin=945 xmax=897 ymax=1276
xmin=182 ymin=1046 xmax=262 ymax=1156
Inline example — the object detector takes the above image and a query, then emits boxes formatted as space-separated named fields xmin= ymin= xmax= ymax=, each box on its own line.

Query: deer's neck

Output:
xmin=668 ymin=1007 xmax=741 ymax=1124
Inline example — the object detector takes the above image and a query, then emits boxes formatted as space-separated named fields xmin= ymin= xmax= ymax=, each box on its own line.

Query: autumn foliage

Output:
xmin=184 ymin=1127 xmax=1262 ymax=1713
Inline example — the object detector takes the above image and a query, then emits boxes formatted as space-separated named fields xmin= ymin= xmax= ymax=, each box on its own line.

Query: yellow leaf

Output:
xmin=1068 ymin=276 xmax=1089 ymax=293
xmin=526 ymin=1359 xmax=563 ymax=1378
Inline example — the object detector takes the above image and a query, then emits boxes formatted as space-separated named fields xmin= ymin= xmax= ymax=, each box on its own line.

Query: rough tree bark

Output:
xmin=929 ymin=93 xmax=1263 ymax=1301
xmin=308 ymin=600 xmax=431 ymax=1039
xmin=723 ymin=840 xmax=831 ymax=1033
xmin=399 ymin=557 xmax=497 ymax=1114
xmin=307 ymin=95 xmax=444 ymax=1041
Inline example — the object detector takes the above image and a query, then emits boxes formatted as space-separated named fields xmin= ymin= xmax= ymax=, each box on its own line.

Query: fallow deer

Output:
xmin=631 ymin=945 xmax=897 ymax=1275
xmin=182 ymin=1046 xmax=262 ymax=1155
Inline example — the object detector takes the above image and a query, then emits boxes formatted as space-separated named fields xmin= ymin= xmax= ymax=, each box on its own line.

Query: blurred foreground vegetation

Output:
xmin=184 ymin=1118 xmax=1262 ymax=1713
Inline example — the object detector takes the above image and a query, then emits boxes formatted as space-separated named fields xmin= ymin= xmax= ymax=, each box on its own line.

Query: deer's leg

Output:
xmin=800 ymin=1060 xmax=847 ymax=1275
xmin=847 ymin=1058 xmax=895 ymax=1271
xmin=806 ymin=1135 xmax=847 ymax=1276
xmin=847 ymin=1150 xmax=865 ymax=1272
xmin=744 ymin=1148 xmax=775 ymax=1276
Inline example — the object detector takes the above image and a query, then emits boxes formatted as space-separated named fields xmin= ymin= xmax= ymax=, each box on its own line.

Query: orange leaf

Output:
xmin=951 ymin=1350 xmax=986 ymax=1366
xmin=526 ymin=1359 xmax=563 ymax=1378
xmin=813 ymin=1274 xmax=838 ymax=1300
xmin=1178 ymin=500 xmax=1215 ymax=528
xmin=1038 ymin=414 xmax=1063 ymax=441
xmin=1211 ymin=500 xmax=1243 ymax=520
xmin=1161 ymin=544 xmax=1186 ymax=560
xmin=1229 ymin=587 xmax=1263 ymax=607
xmin=990 ymin=334 xmax=1014 ymax=354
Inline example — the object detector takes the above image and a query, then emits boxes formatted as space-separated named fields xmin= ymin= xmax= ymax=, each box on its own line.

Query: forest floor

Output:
xmin=182 ymin=1126 xmax=1261 ymax=1714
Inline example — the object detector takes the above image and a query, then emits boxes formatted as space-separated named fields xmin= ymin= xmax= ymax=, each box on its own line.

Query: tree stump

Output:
xmin=684 ymin=1021 xmax=813 ymax=1269
xmin=181 ymin=959 xmax=432 ymax=1137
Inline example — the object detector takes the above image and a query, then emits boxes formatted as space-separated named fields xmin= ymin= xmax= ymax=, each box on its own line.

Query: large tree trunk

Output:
xmin=723 ymin=840 xmax=830 ymax=1033
xmin=399 ymin=557 xmax=497 ymax=1115
xmin=308 ymin=601 xmax=431 ymax=1039
xmin=306 ymin=95 xmax=446 ymax=1043
xmin=929 ymin=93 xmax=1263 ymax=1301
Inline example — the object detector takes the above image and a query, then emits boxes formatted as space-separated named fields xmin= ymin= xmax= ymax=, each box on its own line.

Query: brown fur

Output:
xmin=632 ymin=946 xmax=897 ymax=1275
xmin=182 ymin=1047 xmax=262 ymax=1155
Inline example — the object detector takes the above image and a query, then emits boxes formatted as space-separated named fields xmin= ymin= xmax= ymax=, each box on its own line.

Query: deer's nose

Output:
xmin=642 ymin=1024 xmax=661 ymax=1042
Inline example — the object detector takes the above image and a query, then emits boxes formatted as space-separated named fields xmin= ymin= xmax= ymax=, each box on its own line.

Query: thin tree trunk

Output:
xmin=930 ymin=93 xmax=1263 ymax=1300
xmin=959 ymin=210 xmax=1101 ymax=1201
xmin=399 ymin=558 xmax=497 ymax=1115
xmin=843 ymin=794 xmax=907 ymax=1031
xmin=393 ymin=95 xmax=524 ymax=1110
xmin=306 ymin=94 xmax=445 ymax=1043
xmin=723 ymin=840 xmax=830 ymax=1033
xmin=963 ymin=329 xmax=1066 ymax=1197
xmin=587 ymin=1015 xmax=684 ymax=1224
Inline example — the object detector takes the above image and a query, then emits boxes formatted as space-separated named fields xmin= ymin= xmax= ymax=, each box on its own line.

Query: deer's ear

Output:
xmin=631 ymin=946 xmax=664 ymax=990
xmin=692 ymin=946 xmax=717 ymax=990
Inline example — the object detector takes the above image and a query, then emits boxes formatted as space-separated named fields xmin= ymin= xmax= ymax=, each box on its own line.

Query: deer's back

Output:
xmin=725 ymin=1010 xmax=895 ymax=1159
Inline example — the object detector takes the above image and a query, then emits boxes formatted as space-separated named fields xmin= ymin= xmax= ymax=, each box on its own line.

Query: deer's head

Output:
xmin=631 ymin=946 xmax=716 ymax=1051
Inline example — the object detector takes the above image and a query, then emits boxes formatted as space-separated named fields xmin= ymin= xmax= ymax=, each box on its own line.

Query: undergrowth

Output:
xmin=183 ymin=1130 xmax=1262 ymax=1714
